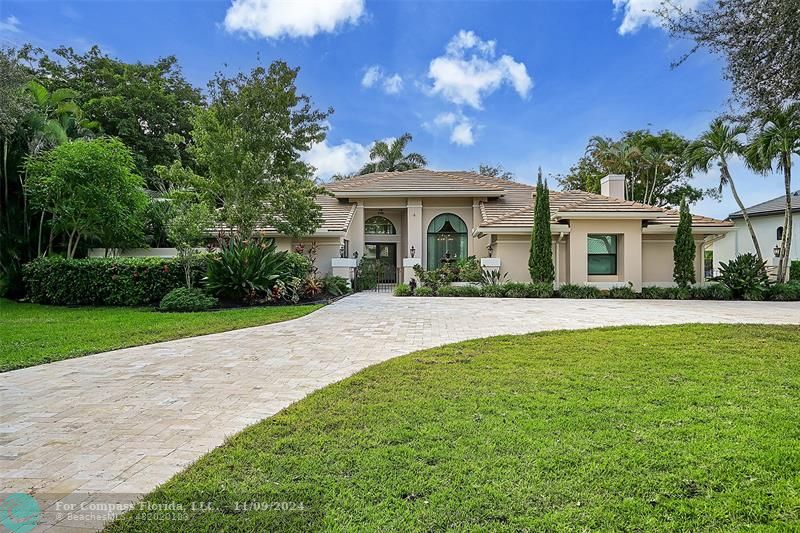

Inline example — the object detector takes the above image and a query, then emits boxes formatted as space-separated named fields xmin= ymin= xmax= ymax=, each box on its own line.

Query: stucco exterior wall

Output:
xmin=494 ymin=235 xmax=532 ymax=282
xmin=712 ymin=214 xmax=800 ymax=269
xmin=568 ymin=219 xmax=643 ymax=290
xmin=291 ymin=237 xmax=342 ymax=277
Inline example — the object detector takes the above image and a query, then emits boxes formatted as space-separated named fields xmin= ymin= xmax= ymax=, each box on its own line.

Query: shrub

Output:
xmin=394 ymin=283 xmax=412 ymax=296
xmin=608 ymin=285 xmax=637 ymax=299
xmin=480 ymin=284 xmax=508 ymax=298
xmin=527 ymin=282 xmax=555 ymax=298
xmin=717 ymin=253 xmax=768 ymax=299
xmin=480 ymin=269 xmax=508 ymax=286
xmin=504 ymin=283 xmax=530 ymax=298
xmin=301 ymin=276 xmax=324 ymax=299
xmin=23 ymin=256 xmax=204 ymax=306
xmin=415 ymin=286 xmax=434 ymax=297
xmin=691 ymin=283 xmax=733 ymax=300
xmin=455 ymin=285 xmax=482 ymax=297
xmin=159 ymin=287 xmax=218 ymax=312
xmin=205 ymin=239 xmax=290 ymax=303
xmin=354 ymin=259 xmax=379 ymax=291
xmin=640 ymin=286 xmax=691 ymax=300
xmin=323 ymin=276 xmax=350 ymax=297
xmin=767 ymin=282 xmax=800 ymax=301
xmin=791 ymin=261 xmax=800 ymax=281
xmin=558 ymin=284 xmax=601 ymax=299
xmin=284 ymin=252 xmax=312 ymax=280
xmin=454 ymin=256 xmax=482 ymax=282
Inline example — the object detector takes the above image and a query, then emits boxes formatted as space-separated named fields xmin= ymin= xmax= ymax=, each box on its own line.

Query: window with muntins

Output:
xmin=587 ymin=234 xmax=618 ymax=275
xmin=364 ymin=216 xmax=396 ymax=235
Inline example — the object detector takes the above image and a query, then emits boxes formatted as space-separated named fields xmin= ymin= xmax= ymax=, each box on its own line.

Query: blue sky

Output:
xmin=0 ymin=0 xmax=788 ymax=218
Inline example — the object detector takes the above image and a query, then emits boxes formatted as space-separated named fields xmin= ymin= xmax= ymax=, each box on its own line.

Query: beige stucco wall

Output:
xmin=568 ymin=219 xmax=643 ymax=290
xmin=291 ymin=237 xmax=342 ymax=277
xmin=641 ymin=234 xmax=707 ymax=286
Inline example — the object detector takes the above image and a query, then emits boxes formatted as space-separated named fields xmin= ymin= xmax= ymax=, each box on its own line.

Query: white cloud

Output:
xmin=613 ymin=0 xmax=703 ymax=35
xmin=0 ymin=15 xmax=21 ymax=33
xmin=303 ymin=139 xmax=370 ymax=180
xmin=429 ymin=112 xmax=476 ymax=146
xmin=361 ymin=65 xmax=404 ymax=95
xmin=427 ymin=30 xmax=532 ymax=109
xmin=224 ymin=0 xmax=364 ymax=39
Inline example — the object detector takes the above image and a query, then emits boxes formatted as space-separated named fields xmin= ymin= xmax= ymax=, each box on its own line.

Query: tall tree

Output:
xmin=358 ymin=133 xmax=427 ymax=174
xmin=25 ymin=138 xmax=148 ymax=258
xmin=659 ymin=0 xmax=800 ymax=111
xmin=529 ymin=169 xmax=555 ymax=283
xmin=684 ymin=118 xmax=763 ymax=262
xmin=24 ymin=45 xmax=203 ymax=181
xmin=745 ymin=104 xmax=800 ymax=283
xmin=186 ymin=61 xmax=330 ymax=240
xmin=673 ymin=197 xmax=697 ymax=288
xmin=561 ymin=130 xmax=704 ymax=208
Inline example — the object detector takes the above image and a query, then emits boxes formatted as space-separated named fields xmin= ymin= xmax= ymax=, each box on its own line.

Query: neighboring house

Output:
xmin=712 ymin=191 xmax=800 ymax=272
xmin=264 ymin=170 xmax=732 ymax=291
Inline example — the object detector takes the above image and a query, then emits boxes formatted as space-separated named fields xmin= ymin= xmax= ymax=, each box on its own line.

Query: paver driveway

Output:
xmin=2 ymin=293 xmax=800 ymax=531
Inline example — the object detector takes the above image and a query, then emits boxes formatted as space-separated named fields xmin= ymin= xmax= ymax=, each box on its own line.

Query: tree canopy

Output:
xmin=475 ymin=163 xmax=515 ymax=181
xmin=557 ymin=129 xmax=706 ymax=207
xmin=359 ymin=133 xmax=427 ymax=174
xmin=660 ymin=0 xmax=800 ymax=111
xmin=185 ymin=62 xmax=330 ymax=239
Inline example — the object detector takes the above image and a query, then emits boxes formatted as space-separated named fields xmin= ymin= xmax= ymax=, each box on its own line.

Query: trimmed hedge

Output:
xmin=559 ymin=284 xmax=602 ymax=299
xmin=437 ymin=285 xmax=481 ymax=297
xmin=792 ymin=261 xmax=800 ymax=281
xmin=23 ymin=256 xmax=205 ymax=306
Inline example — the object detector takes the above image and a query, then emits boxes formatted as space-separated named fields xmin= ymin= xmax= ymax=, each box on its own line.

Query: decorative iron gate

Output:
xmin=353 ymin=259 xmax=401 ymax=293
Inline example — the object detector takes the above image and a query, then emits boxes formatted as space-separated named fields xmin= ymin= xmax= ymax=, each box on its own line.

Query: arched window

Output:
xmin=777 ymin=226 xmax=784 ymax=241
xmin=427 ymin=213 xmax=468 ymax=270
xmin=365 ymin=216 xmax=396 ymax=235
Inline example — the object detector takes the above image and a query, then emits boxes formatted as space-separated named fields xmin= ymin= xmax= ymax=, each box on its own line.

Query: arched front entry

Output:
xmin=427 ymin=213 xmax=468 ymax=270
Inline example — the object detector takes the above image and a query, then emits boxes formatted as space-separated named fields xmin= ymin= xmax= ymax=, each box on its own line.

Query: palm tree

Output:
xmin=685 ymin=118 xmax=763 ymax=263
xmin=358 ymin=133 xmax=427 ymax=174
xmin=745 ymin=104 xmax=800 ymax=283
xmin=586 ymin=136 xmax=641 ymax=200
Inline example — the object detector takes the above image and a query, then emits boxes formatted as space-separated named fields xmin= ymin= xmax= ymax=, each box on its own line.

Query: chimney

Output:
xmin=600 ymin=174 xmax=625 ymax=200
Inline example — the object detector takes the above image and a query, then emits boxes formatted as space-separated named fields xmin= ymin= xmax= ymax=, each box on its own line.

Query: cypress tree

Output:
xmin=529 ymin=168 xmax=555 ymax=283
xmin=673 ymin=197 xmax=696 ymax=288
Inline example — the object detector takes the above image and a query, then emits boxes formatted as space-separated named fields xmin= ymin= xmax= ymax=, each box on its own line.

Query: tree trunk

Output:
xmin=723 ymin=165 xmax=764 ymax=263
xmin=777 ymin=154 xmax=792 ymax=283
xmin=37 ymin=211 xmax=46 ymax=257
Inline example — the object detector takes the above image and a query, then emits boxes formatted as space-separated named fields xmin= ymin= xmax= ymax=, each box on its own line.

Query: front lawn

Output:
xmin=0 ymin=299 xmax=321 ymax=372
xmin=106 ymin=324 xmax=800 ymax=531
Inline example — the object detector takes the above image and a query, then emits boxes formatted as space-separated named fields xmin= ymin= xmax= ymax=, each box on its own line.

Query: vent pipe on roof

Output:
xmin=600 ymin=174 xmax=625 ymax=200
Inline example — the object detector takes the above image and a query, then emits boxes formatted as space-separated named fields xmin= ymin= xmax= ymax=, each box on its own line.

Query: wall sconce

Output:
xmin=774 ymin=244 xmax=781 ymax=258
xmin=410 ymin=246 xmax=416 ymax=258
xmin=487 ymin=243 xmax=494 ymax=258
xmin=352 ymin=251 xmax=359 ymax=260
xmin=339 ymin=245 xmax=346 ymax=258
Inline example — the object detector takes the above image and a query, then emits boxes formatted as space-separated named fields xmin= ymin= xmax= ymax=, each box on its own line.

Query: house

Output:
xmin=267 ymin=170 xmax=733 ymax=291
xmin=712 ymin=191 xmax=800 ymax=272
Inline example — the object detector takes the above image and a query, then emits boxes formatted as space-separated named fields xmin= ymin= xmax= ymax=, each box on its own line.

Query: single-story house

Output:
xmin=712 ymin=191 xmax=800 ymax=271
xmin=265 ymin=170 xmax=733 ymax=291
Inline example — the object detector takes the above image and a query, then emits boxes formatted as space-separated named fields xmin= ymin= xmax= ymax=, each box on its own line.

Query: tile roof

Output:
xmin=729 ymin=191 xmax=800 ymax=218
xmin=218 ymin=194 xmax=356 ymax=235
xmin=326 ymin=169 xmax=505 ymax=195
xmin=315 ymin=170 xmax=732 ymax=233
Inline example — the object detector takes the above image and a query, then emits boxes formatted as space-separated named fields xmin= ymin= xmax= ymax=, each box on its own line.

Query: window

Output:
xmin=341 ymin=239 xmax=349 ymax=258
xmin=427 ymin=213 xmax=468 ymax=270
xmin=364 ymin=216 xmax=396 ymax=235
xmin=587 ymin=235 xmax=617 ymax=275
xmin=777 ymin=226 xmax=784 ymax=241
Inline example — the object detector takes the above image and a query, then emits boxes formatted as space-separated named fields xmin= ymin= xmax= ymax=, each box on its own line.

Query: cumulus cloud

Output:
xmin=0 ymin=15 xmax=21 ymax=33
xmin=613 ymin=0 xmax=703 ymax=35
xmin=427 ymin=30 xmax=532 ymax=109
xmin=303 ymin=139 xmax=370 ymax=180
xmin=224 ymin=0 xmax=364 ymax=39
xmin=361 ymin=65 xmax=404 ymax=94
xmin=429 ymin=112 xmax=476 ymax=146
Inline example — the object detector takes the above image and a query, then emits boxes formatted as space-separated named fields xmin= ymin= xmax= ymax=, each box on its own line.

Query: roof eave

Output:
xmin=331 ymin=190 xmax=504 ymax=198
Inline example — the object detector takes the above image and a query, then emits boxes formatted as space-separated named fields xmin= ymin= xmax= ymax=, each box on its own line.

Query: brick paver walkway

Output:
xmin=2 ymin=293 xmax=800 ymax=531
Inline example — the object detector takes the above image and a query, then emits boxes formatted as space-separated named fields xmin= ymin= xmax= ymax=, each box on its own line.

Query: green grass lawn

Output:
xmin=106 ymin=324 xmax=800 ymax=531
xmin=0 ymin=299 xmax=321 ymax=372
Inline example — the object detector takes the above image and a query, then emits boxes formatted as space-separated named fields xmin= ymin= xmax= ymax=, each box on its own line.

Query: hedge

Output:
xmin=23 ymin=256 xmax=206 ymax=306
xmin=792 ymin=261 xmax=800 ymax=281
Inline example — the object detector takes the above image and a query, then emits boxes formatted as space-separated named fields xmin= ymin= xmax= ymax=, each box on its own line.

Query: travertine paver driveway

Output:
xmin=2 ymin=293 xmax=800 ymax=531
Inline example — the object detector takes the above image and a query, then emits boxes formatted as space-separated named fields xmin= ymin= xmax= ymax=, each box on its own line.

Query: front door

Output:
xmin=365 ymin=243 xmax=397 ymax=283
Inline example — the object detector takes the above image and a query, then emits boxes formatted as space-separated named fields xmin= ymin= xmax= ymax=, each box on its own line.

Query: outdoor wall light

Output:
xmin=353 ymin=251 xmax=359 ymax=259
xmin=487 ymin=243 xmax=494 ymax=258
xmin=410 ymin=246 xmax=415 ymax=258
xmin=774 ymin=244 xmax=781 ymax=257
xmin=339 ymin=245 xmax=346 ymax=258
